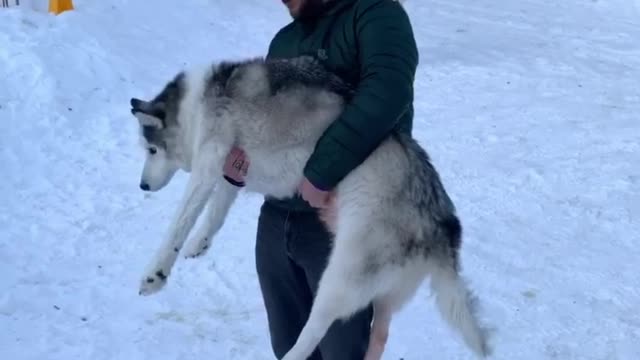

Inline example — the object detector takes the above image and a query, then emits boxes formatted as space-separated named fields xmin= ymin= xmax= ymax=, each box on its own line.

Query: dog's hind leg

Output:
xmin=139 ymin=141 xmax=231 ymax=296
xmin=364 ymin=300 xmax=393 ymax=360
xmin=281 ymin=239 xmax=378 ymax=360
xmin=183 ymin=180 xmax=239 ymax=258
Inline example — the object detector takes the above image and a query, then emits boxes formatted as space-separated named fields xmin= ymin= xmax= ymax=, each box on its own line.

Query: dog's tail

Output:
xmin=429 ymin=217 xmax=492 ymax=358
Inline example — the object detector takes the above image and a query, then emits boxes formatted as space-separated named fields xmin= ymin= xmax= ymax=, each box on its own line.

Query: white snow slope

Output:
xmin=1 ymin=0 xmax=639 ymax=359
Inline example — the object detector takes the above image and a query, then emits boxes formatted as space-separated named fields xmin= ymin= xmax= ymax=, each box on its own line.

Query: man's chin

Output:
xmin=282 ymin=0 xmax=299 ymax=16
xmin=288 ymin=10 xmax=300 ymax=18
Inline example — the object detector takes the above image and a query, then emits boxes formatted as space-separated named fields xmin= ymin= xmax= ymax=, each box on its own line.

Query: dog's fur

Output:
xmin=130 ymin=55 xmax=491 ymax=359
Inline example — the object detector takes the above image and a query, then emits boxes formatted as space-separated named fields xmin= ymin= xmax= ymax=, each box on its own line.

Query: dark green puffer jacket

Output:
xmin=265 ymin=0 xmax=419 ymax=211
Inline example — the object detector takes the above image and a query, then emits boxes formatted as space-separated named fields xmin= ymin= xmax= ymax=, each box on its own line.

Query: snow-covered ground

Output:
xmin=1 ymin=0 xmax=639 ymax=359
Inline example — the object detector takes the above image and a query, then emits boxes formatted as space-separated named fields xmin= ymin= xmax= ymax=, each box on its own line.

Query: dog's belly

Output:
xmin=243 ymin=146 xmax=310 ymax=199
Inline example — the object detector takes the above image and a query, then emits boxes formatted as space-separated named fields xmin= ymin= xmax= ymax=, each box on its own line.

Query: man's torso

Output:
xmin=264 ymin=0 xmax=414 ymax=211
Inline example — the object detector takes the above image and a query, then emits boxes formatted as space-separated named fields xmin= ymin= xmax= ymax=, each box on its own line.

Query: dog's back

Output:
xmin=222 ymin=56 xmax=350 ymax=148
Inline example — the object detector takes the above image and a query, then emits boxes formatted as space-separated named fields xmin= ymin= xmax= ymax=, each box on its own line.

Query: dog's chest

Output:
xmin=243 ymin=146 xmax=310 ymax=198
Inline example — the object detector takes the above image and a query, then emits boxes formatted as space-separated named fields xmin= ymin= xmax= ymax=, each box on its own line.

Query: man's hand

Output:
xmin=223 ymin=146 xmax=249 ymax=187
xmin=298 ymin=177 xmax=331 ymax=208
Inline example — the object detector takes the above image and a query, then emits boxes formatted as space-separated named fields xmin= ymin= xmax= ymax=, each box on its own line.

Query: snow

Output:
xmin=1 ymin=0 xmax=639 ymax=359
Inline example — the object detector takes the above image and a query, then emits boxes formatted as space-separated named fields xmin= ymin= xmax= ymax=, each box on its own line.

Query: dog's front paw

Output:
xmin=138 ymin=251 xmax=177 ymax=296
xmin=139 ymin=269 xmax=169 ymax=296
xmin=183 ymin=235 xmax=212 ymax=259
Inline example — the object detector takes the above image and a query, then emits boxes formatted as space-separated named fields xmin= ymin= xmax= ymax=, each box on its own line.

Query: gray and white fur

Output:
xmin=129 ymin=55 xmax=492 ymax=360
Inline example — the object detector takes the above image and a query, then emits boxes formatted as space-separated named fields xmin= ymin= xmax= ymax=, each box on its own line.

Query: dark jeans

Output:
xmin=255 ymin=200 xmax=373 ymax=359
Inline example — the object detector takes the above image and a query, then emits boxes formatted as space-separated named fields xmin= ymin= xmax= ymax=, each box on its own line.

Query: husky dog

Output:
xmin=130 ymin=55 xmax=491 ymax=360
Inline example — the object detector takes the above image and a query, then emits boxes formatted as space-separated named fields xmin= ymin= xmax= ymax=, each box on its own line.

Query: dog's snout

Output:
xmin=140 ymin=183 xmax=150 ymax=191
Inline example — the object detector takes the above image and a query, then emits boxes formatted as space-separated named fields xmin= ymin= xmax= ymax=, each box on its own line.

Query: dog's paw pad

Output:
xmin=139 ymin=269 xmax=168 ymax=295
xmin=184 ymin=238 xmax=211 ymax=259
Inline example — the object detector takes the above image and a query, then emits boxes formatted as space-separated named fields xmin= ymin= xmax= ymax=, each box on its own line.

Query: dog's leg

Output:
xmin=183 ymin=179 xmax=239 ymax=258
xmin=139 ymin=141 xmax=230 ymax=296
xmin=281 ymin=243 xmax=376 ymax=360
xmin=364 ymin=300 xmax=393 ymax=360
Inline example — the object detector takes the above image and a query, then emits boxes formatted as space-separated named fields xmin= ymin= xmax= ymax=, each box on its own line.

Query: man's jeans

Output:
xmin=255 ymin=200 xmax=373 ymax=359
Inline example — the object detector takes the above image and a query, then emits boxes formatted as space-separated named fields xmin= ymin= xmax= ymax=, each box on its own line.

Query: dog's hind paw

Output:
xmin=183 ymin=236 xmax=211 ymax=259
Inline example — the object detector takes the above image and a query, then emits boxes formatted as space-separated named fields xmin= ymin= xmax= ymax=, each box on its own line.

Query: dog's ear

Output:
xmin=130 ymin=97 xmax=166 ymax=128
xmin=134 ymin=111 xmax=164 ymax=129
xmin=130 ymin=97 xmax=147 ymax=111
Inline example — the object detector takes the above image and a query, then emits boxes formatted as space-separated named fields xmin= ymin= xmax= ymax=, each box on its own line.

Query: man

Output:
xmin=224 ymin=0 xmax=419 ymax=358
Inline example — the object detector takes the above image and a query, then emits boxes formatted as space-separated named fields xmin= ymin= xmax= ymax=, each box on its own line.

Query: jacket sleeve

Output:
xmin=303 ymin=0 xmax=419 ymax=190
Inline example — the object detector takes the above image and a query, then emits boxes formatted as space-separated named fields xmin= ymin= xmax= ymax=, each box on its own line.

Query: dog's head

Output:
xmin=130 ymin=73 xmax=185 ymax=192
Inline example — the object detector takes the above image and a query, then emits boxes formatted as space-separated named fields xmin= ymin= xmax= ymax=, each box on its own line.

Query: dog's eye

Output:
xmin=148 ymin=147 xmax=157 ymax=155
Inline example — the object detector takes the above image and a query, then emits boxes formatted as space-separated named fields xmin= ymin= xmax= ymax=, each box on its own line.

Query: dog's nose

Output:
xmin=140 ymin=183 xmax=150 ymax=191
